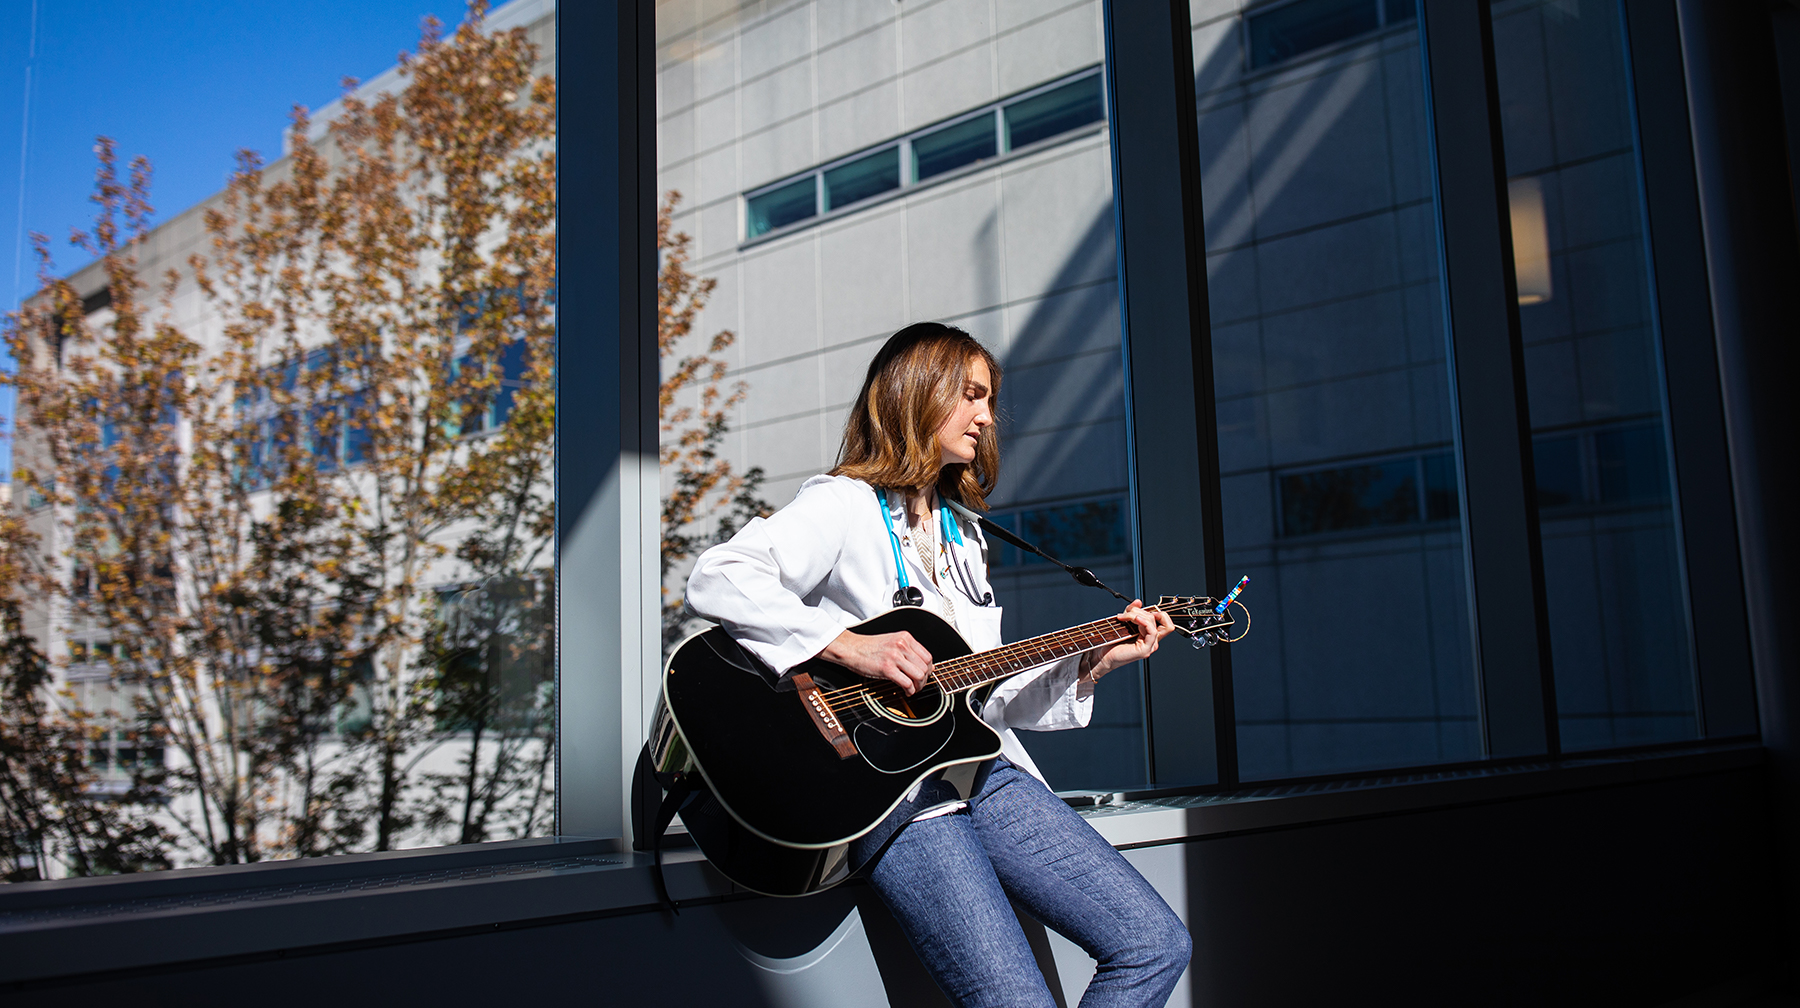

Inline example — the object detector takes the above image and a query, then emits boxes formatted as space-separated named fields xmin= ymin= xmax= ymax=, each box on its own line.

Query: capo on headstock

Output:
xmin=1157 ymin=582 xmax=1252 ymax=648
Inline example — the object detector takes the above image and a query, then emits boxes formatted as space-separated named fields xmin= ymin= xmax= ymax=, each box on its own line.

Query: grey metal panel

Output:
xmin=555 ymin=0 xmax=660 ymax=841
xmin=1619 ymin=0 xmax=1757 ymax=738
xmin=1417 ymin=0 xmax=1557 ymax=758
xmin=1102 ymin=0 xmax=1229 ymax=788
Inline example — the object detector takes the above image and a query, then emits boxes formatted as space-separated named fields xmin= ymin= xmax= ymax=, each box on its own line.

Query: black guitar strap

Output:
xmin=647 ymin=771 xmax=701 ymax=915
xmin=944 ymin=500 xmax=1131 ymax=603
xmin=634 ymin=743 xmax=707 ymax=915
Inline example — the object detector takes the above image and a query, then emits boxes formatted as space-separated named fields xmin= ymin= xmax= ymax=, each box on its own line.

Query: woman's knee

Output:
xmin=1156 ymin=917 xmax=1194 ymax=974
xmin=1130 ymin=907 xmax=1193 ymax=979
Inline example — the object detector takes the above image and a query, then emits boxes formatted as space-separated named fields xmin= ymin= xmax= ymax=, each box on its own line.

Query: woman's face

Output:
xmin=937 ymin=356 xmax=994 ymax=466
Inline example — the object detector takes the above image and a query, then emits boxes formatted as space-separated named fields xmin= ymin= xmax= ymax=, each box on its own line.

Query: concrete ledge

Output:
xmin=1076 ymin=742 xmax=1764 ymax=848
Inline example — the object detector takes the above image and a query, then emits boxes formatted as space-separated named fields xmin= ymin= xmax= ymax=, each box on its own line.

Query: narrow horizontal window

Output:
xmin=1533 ymin=421 xmax=1672 ymax=513
xmin=739 ymin=67 xmax=1104 ymax=243
xmin=1280 ymin=456 xmax=1420 ymax=536
xmin=989 ymin=497 xmax=1131 ymax=569
xmin=1247 ymin=0 xmax=1380 ymax=70
xmin=1594 ymin=425 xmax=1671 ymax=506
xmin=1533 ymin=433 xmax=1584 ymax=509
xmin=1005 ymin=74 xmax=1104 ymax=151
xmin=913 ymin=113 xmax=998 ymax=182
xmin=823 ymin=147 xmax=900 ymax=211
xmin=1422 ymin=450 xmax=1459 ymax=521
xmin=746 ymin=176 xmax=817 ymax=238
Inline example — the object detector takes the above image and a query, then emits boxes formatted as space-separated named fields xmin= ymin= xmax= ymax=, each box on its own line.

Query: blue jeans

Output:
xmin=854 ymin=760 xmax=1192 ymax=1007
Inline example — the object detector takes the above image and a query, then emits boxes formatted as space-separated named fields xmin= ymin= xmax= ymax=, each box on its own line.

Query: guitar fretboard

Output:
xmin=930 ymin=606 xmax=1166 ymax=693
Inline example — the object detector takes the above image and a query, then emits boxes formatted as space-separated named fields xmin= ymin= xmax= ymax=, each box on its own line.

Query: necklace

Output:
xmin=906 ymin=504 xmax=959 ymax=631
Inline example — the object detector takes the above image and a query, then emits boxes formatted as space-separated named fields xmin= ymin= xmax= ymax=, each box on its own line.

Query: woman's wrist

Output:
xmin=1078 ymin=650 xmax=1105 ymax=682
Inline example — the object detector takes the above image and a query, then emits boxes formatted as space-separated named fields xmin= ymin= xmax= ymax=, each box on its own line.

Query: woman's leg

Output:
xmin=971 ymin=762 xmax=1192 ymax=1008
xmin=861 ymin=803 xmax=1061 ymax=1008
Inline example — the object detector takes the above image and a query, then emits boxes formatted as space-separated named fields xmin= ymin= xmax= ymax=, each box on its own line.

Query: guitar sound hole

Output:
xmin=870 ymin=683 xmax=946 ymax=724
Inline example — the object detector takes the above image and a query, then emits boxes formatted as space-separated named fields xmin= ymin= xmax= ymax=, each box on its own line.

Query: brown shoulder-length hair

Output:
xmin=830 ymin=322 xmax=1001 ymax=509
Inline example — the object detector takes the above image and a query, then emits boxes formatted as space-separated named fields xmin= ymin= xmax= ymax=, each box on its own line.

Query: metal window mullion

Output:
xmin=1619 ymin=0 xmax=1756 ymax=737
xmin=1103 ymin=0 xmax=1231 ymax=788
xmin=1417 ymin=0 xmax=1557 ymax=759
xmin=555 ymin=0 xmax=660 ymax=842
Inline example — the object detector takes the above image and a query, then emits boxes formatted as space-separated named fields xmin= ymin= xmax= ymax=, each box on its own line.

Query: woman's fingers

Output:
xmin=821 ymin=629 xmax=935 ymax=694
xmin=1109 ymin=600 xmax=1169 ymax=661
xmin=890 ymin=634 xmax=933 ymax=694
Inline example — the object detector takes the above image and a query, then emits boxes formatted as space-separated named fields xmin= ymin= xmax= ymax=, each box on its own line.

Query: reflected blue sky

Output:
xmin=1 ymin=0 xmax=452 ymax=477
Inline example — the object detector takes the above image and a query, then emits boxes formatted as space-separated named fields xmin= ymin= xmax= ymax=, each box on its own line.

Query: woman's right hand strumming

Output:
xmin=820 ymin=629 xmax=934 ymax=695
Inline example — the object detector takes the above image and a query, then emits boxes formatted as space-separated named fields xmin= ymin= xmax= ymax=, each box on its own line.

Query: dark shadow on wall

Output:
xmin=996 ymin=203 xmax=1149 ymax=792
xmin=1188 ymin=15 xmax=1487 ymax=783
xmin=1177 ymin=766 xmax=1779 ymax=1007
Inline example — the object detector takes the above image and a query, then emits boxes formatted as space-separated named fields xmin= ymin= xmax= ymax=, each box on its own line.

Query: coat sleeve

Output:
xmin=682 ymin=481 xmax=855 ymax=675
xmin=960 ymin=519 xmax=1098 ymax=733
xmin=983 ymin=656 xmax=1096 ymax=733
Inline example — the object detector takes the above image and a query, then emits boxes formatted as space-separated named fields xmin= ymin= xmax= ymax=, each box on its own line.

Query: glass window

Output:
xmin=745 ymin=175 xmax=818 ymax=238
xmin=1490 ymin=0 xmax=1699 ymax=750
xmin=912 ymin=113 xmax=1000 ymax=182
xmin=1 ymin=0 xmax=556 ymax=883
xmin=1280 ymin=455 xmax=1424 ymax=536
xmin=1245 ymin=0 xmax=1419 ymax=70
xmin=1005 ymin=74 xmax=1105 ymax=151
xmin=823 ymin=147 xmax=901 ymax=211
xmin=1196 ymin=0 xmax=1481 ymax=778
xmin=658 ymin=1 xmax=1139 ymax=790
xmin=1247 ymin=0 xmax=1380 ymax=69
xmin=987 ymin=497 xmax=1132 ymax=570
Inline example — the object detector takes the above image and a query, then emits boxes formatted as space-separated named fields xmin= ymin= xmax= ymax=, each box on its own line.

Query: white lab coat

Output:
xmin=683 ymin=474 xmax=1095 ymax=784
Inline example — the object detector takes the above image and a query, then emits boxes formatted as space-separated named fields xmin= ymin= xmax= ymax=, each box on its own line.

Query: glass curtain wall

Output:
xmin=656 ymin=0 xmax=1148 ymax=791
xmin=1489 ymin=0 xmax=1699 ymax=749
xmin=1 ymin=1 xmax=556 ymax=883
xmin=1191 ymin=0 xmax=1482 ymax=779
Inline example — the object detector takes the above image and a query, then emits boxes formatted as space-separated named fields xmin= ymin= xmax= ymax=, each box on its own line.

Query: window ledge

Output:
xmin=0 ymin=742 xmax=1762 ymax=986
xmin=0 ymin=837 xmax=740 ymax=987
xmin=1069 ymin=741 xmax=1763 ymax=848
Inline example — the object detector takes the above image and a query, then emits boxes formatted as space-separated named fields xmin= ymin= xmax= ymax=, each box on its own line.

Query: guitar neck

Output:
xmin=931 ymin=606 xmax=1164 ymax=694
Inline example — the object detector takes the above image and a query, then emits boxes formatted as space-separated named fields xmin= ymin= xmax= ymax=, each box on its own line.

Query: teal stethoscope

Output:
xmin=877 ymin=489 xmax=995 ymax=610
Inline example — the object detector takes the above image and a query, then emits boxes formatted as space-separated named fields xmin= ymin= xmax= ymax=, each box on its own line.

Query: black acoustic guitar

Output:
xmin=650 ymin=596 xmax=1236 ymax=897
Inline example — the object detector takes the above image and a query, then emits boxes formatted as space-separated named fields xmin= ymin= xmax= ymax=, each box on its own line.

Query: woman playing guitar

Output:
xmin=685 ymin=322 xmax=1191 ymax=1007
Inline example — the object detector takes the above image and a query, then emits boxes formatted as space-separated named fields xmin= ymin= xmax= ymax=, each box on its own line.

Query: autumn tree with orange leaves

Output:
xmin=656 ymin=193 xmax=771 ymax=652
xmin=2 ymin=1 xmax=556 ymax=874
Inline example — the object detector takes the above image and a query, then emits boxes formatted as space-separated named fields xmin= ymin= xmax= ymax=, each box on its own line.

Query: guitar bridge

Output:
xmin=791 ymin=671 xmax=858 ymax=759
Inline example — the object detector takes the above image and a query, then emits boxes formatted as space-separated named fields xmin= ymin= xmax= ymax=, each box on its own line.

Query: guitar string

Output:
xmin=813 ymin=603 xmax=1223 ymax=716
xmin=812 ymin=602 xmax=1200 ymax=704
xmin=814 ymin=610 xmax=1143 ymax=704
xmin=815 ymin=623 xmax=1139 ymax=719
xmin=814 ymin=601 xmax=1207 ymax=697
xmin=814 ymin=625 xmax=1122 ymax=716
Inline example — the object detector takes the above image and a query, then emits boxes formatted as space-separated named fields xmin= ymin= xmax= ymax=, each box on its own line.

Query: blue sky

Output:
xmin=1 ymin=0 xmax=454 ymax=480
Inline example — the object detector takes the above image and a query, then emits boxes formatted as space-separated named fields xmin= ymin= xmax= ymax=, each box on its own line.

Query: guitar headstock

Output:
xmin=1155 ymin=594 xmax=1248 ymax=647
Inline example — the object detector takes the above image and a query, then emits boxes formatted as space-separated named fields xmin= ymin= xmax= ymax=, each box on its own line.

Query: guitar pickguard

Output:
xmin=852 ymin=711 xmax=955 ymax=774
